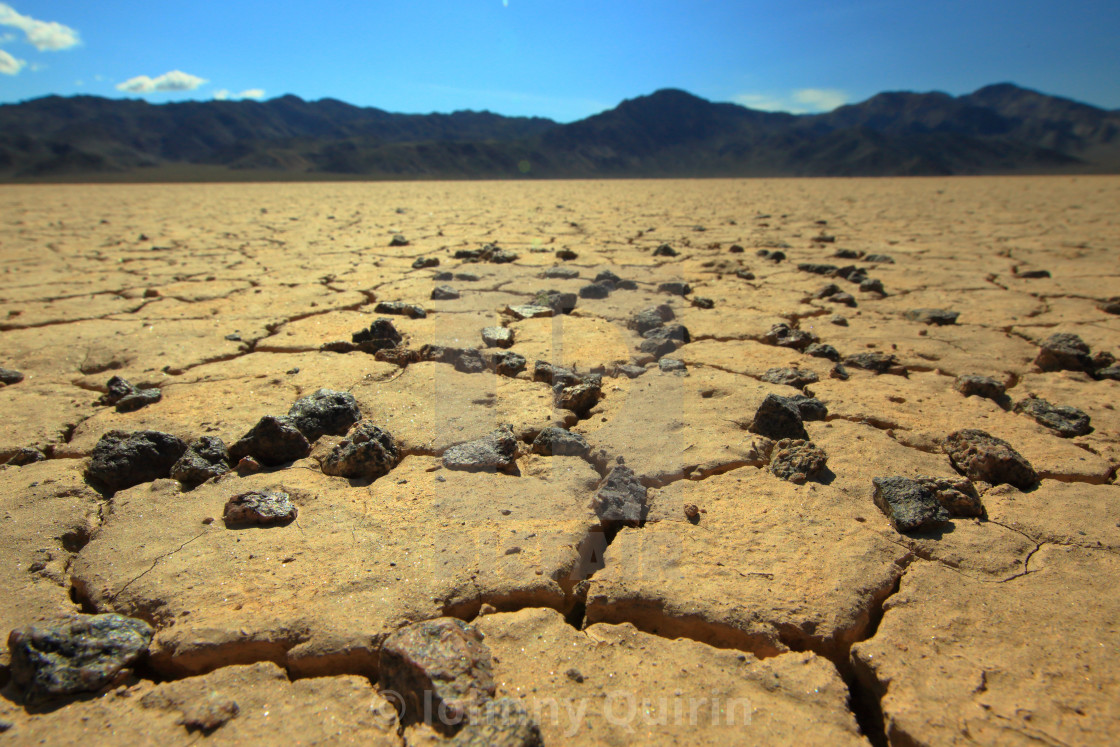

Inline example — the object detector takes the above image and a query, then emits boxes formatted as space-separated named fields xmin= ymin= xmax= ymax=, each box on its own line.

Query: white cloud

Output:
xmin=0 ymin=46 xmax=23 ymax=74
xmin=214 ymin=88 xmax=265 ymax=101
xmin=733 ymin=88 xmax=849 ymax=114
xmin=0 ymin=3 xmax=80 ymax=51
xmin=117 ymin=70 xmax=208 ymax=94
xmin=793 ymin=88 xmax=849 ymax=112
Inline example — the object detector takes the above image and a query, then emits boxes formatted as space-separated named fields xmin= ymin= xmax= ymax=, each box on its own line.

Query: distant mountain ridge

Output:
xmin=1 ymin=83 xmax=1117 ymax=180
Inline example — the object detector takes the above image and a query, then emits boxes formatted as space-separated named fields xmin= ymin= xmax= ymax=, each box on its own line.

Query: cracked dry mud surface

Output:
xmin=0 ymin=177 xmax=1118 ymax=745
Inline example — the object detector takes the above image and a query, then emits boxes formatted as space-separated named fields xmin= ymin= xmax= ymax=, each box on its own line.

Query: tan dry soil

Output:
xmin=0 ymin=176 xmax=1118 ymax=745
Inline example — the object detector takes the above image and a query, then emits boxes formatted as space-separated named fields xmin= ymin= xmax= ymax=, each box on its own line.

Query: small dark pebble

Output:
xmin=0 ymin=367 xmax=24 ymax=386
xmin=842 ymin=352 xmax=900 ymax=374
xmin=657 ymin=281 xmax=691 ymax=296
xmin=389 ymin=235 xmax=410 ymax=247
xmin=412 ymin=256 xmax=439 ymax=269
xmin=761 ymin=367 xmax=819 ymax=389
xmin=763 ymin=323 xmax=818 ymax=351
xmin=374 ymin=301 xmax=427 ymax=319
xmin=579 ymin=282 xmax=611 ymax=299
xmin=431 ymin=285 xmax=460 ymax=301
xmin=954 ymin=374 xmax=1006 ymax=401
xmin=531 ymin=427 xmax=590 ymax=457
xmin=1014 ymin=397 xmax=1092 ymax=438
xmin=805 ymin=343 xmax=840 ymax=362
xmin=904 ymin=308 xmax=960 ymax=325
xmin=691 ymin=296 xmax=715 ymax=309
xmin=658 ymin=358 xmax=687 ymax=374
xmin=320 ymin=420 xmax=401 ymax=479
xmin=652 ymin=243 xmax=679 ymax=257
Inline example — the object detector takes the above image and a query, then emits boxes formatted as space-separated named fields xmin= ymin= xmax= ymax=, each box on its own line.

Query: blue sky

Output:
xmin=1 ymin=1 xmax=1117 ymax=122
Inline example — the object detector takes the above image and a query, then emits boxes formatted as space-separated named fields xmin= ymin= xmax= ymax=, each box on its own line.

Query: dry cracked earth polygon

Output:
xmin=0 ymin=177 xmax=1118 ymax=745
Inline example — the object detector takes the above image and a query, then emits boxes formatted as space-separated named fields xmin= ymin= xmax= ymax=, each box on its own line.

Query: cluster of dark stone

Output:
xmin=1035 ymin=332 xmax=1119 ymax=381
xmin=534 ymin=361 xmax=602 ymax=417
xmin=576 ymin=269 xmax=638 ymax=300
xmin=798 ymin=261 xmax=887 ymax=297
xmin=454 ymin=243 xmax=518 ymax=264
xmin=746 ymin=393 xmax=831 ymax=484
xmin=96 ymin=375 xmax=162 ymax=412
xmin=761 ymin=322 xmax=899 ymax=378
xmin=629 ymin=304 xmax=690 ymax=359
xmin=84 ymin=389 xmax=399 ymax=495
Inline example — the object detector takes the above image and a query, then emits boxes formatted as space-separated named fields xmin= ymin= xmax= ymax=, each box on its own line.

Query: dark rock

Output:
xmin=729 ymin=244 xmax=744 ymax=253
xmin=834 ymin=265 xmax=865 ymax=283
xmin=830 ymin=364 xmax=850 ymax=380
xmin=1096 ymin=364 xmax=1120 ymax=381
xmin=557 ymin=383 xmax=599 ymax=416
xmin=872 ymin=476 xmax=950 ymax=533
xmin=691 ymin=297 xmax=714 ymax=309
xmin=1034 ymin=332 xmax=1093 ymax=372
xmin=532 ymin=290 xmax=577 ymax=314
xmin=763 ymin=323 xmax=818 ymax=351
xmin=594 ymin=270 xmax=621 ymax=286
xmin=229 ymin=416 xmax=312 ymax=466
xmin=454 ymin=348 xmax=489 ymax=374
xmin=767 ymin=250 xmax=787 ymax=262
xmin=797 ymin=263 xmax=839 ymax=276
xmin=761 ymin=367 xmax=819 ymax=389
xmin=4 ymin=447 xmax=46 ymax=466
xmin=864 ymin=254 xmax=894 ymax=264
xmin=434 ymin=271 xmax=453 ymax=280
xmin=432 ymin=285 xmax=460 ymax=301
xmin=904 ymin=308 xmax=960 ymax=325
xmin=786 ymin=394 xmax=828 ymax=421
xmin=505 ymin=304 xmax=553 ymax=320
xmin=834 ymin=249 xmax=863 ymax=259
xmin=814 ymin=284 xmax=841 ymax=299
xmin=657 ymin=281 xmax=691 ymax=296
xmin=805 ymin=343 xmax=840 ymax=362
xmin=735 ymin=269 xmax=755 ymax=280
xmin=486 ymin=350 xmax=527 ymax=377
xmin=652 ymin=243 xmax=678 ymax=257
xmin=639 ymin=324 xmax=690 ymax=358
xmin=378 ymin=618 xmax=496 ymax=734
xmin=842 ymin=352 xmax=900 ymax=374
xmin=943 ymin=429 xmax=1038 ymax=489
xmin=98 ymin=375 xmax=139 ymax=406
xmin=481 ymin=326 xmax=513 ymax=348
xmin=859 ymin=278 xmax=886 ymax=294
xmin=171 ymin=436 xmax=231 ymax=485
xmin=375 ymin=347 xmax=422 ymax=367
xmin=555 ymin=249 xmax=578 ymax=261
xmin=443 ymin=427 xmax=518 ymax=472
xmin=769 ymin=439 xmax=828 ymax=484
xmin=456 ymin=244 xmax=518 ymax=264
xmin=542 ymin=266 xmax=579 ymax=279
xmin=8 ymin=613 xmax=154 ymax=703
xmin=533 ymin=361 xmax=582 ymax=389
xmin=579 ymin=282 xmax=611 ymax=299
xmin=830 ymin=315 xmax=849 ymax=326
xmin=828 ymin=292 xmax=856 ymax=307
xmin=374 ymin=301 xmax=427 ymax=319
xmin=352 ymin=318 xmax=403 ymax=350
xmin=115 ymin=388 xmax=162 ymax=413
xmin=749 ymin=394 xmax=808 ymax=440
xmin=1097 ymin=297 xmax=1120 ymax=315
xmin=412 ymin=256 xmax=439 ymax=269
xmin=628 ymin=304 xmax=675 ymax=334
xmin=954 ymin=374 xmax=1006 ymax=401
xmin=86 ymin=430 xmax=188 ymax=493
xmin=812 ymin=234 xmax=835 ymax=243
xmin=320 ymin=421 xmax=400 ymax=479
xmin=456 ymin=273 xmax=481 ymax=282
xmin=658 ymin=358 xmax=687 ymax=373
xmin=1014 ymin=268 xmax=1051 ymax=279
xmin=531 ymin=427 xmax=590 ymax=457
xmin=288 ymin=389 xmax=362 ymax=441
xmin=915 ymin=476 xmax=985 ymax=517
xmin=0 ymin=367 xmax=25 ymax=385
xmin=592 ymin=466 xmax=647 ymax=528
xmin=222 ymin=489 xmax=298 ymax=526
xmin=389 ymin=234 xmax=410 ymax=247
xmin=1014 ymin=398 xmax=1092 ymax=437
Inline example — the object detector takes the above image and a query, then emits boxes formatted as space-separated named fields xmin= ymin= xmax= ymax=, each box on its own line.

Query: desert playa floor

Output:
xmin=0 ymin=176 xmax=1118 ymax=745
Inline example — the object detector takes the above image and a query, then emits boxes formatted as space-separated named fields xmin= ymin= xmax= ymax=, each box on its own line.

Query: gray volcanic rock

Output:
xmin=431 ymin=285 xmax=461 ymax=300
xmin=749 ymin=394 xmax=809 ymax=441
xmin=1014 ymin=397 xmax=1092 ymax=437
xmin=1034 ymin=332 xmax=1093 ymax=372
xmin=658 ymin=358 xmax=687 ymax=373
xmin=374 ymin=301 xmax=427 ymax=319
xmin=763 ymin=323 xmax=818 ymax=351
xmin=86 ymin=430 xmax=188 ymax=493
xmin=532 ymin=290 xmax=577 ymax=314
xmin=805 ymin=343 xmax=841 ymax=361
xmin=378 ymin=617 xmax=496 ymax=734
xmin=450 ymin=697 xmax=544 ymax=746
xmin=592 ymin=465 xmax=647 ymax=528
xmin=320 ymin=420 xmax=400 ymax=480
xmin=8 ymin=613 xmax=154 ymax=703
xmin=842 ymin=351 xmax=900 ymax=374
xmin=657 ymin=281 xmax=691 ymax=296
xmin=222 ymin=489 xmax=298 ymax=526
xmin=943 ymin=429 xmax=1038 ymax=489
xmin=486 ymin=350 xmax=527 ymax=377
xmin=579 ymin=282 xmax=611 ymax=299
xmin=872 ymin=476 xmax=950 ymax=533
xmin=0 ymin=367 xmax=24 ymax=385
xmin=443 ymin=426 xmax=518 ymax=472
xmin=769 ymin=439 xmax=828 ymax=484
xmin=229 ymin=415 xmax=312 ymax=466
xmin=904 ymin=308 xmax=960 ymax=325
xmin=170 ymin=436 xmax=231 ymax=485
xmin=556 ymin=383 xmax=599 ymax=416
xmin=98 ymin=376 xmax=161 ymax=412
xmin=954 ymin=374 xmax=1006 ymax=401
xmin=351 ymin=318 xmax=403 ymax=353
xmin=786 ymin=394 xmax=828 ymax=421
xmin=628 ymin=304 xmax=675 ymax=334
xmin=761 ymin=367 xmax=819 ymax=389
xmin=287 ymin=388 xmax=362 ymax=441
xmin=530 ymin=427 xmax=590 ymax=457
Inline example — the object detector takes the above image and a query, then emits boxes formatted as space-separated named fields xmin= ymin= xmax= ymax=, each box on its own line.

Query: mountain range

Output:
xmin=1 ymin=83 xmax=1117 ymax=180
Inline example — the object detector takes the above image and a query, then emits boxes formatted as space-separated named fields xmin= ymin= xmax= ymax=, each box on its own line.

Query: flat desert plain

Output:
xmin=0 ymin=176 xmax=1118 ymax=745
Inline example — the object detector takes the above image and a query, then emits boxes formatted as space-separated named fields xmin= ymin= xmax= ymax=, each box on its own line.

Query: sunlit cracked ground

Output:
xmin=1 ymin=177 xmax=1118 ymax=745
